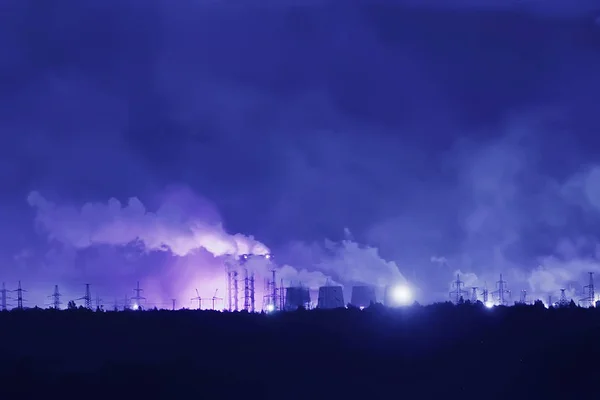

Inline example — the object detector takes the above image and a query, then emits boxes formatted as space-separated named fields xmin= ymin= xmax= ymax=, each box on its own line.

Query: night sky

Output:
xmin=1 ymin=0 xmax=600 ymax=307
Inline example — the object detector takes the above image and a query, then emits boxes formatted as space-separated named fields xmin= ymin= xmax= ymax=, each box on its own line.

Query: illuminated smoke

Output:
xmin=27 ymin=190 xmax=269 ymax=258
xmin=318 ymin=236 xmax=407 ymax=287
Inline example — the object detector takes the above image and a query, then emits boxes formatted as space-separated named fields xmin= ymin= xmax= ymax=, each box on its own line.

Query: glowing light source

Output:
xmin=391 ymin=285 xmax=412 ymax=306
xmin=266 ymin=304 xmax=275 ymax=312
xmin=132 ymin=303 xmax=139 ymax=310
xmin=485 ymin=301 xmax=494 ymax=309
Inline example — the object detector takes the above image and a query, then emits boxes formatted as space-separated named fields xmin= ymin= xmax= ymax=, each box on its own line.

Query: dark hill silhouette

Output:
xmin=0 ymin=302 xmax=598 ymax=399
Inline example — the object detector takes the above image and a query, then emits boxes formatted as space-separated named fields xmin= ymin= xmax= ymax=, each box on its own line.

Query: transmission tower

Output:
xmin=95 ymin=293 xmax=103 ymax=311
xmin=492 ymin=274 xmax=510 ymax=306
xmin=1 ymin=282 xmax=10 ymax=311
xmin=48 ymin=285 xmax=62 ymax=309
xmin=243 ymin=269 xmax=251 ymax=311
xmin=250 ymin=272 xmax=255 ymax=312
xmin=558 ymin=288 xmax=569 ymax=307
xmin=449 ymin=274 xmax=468 ymax=304
xmin=579 ymin=272 xmax=595 ymax=308
xmin=131 ymin=281 xmax=146 ymax=309
xmin=191 ymin=289 xmax=202 ymax=309
xmin=480 ymin=282 xmax=489 ymax=305
xmin=211 ymin=289 xmax=222 ymax=310
xmin=124 ymin=294 xmax=130 ymax=310
xmin=519 ymin=290 xmax=528 ymax=305
xmin=470 ymin=287 xmax=478 ymax=303
xmin=76 ymin=284 xmax=93 ymax=309
xmin=233 ymin=271 xmax=239 ymax=311
xmin=227 ymin=269 xmax=233 ymax=311
xmin=11 ymin=281 xmax=27 ymax=310
xmin=279 ymin=279 xmax=285 ymax=310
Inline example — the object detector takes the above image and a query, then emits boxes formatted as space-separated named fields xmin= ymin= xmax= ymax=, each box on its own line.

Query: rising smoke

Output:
xmin=26 ymin=187 xmax=410 ymax=305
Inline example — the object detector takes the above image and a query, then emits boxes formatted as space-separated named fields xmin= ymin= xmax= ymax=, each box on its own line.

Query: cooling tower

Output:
xmin=350 ymin=285 xmax=376 ymax=308
xmin=285 ymin=286 xmax=311 ymax=310
xmin=317 ymin=286 xmax=344 ymax=309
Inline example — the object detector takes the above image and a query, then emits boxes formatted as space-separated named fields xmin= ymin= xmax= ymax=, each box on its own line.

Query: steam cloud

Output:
xmin=27 ymin=190 xmax=270 ymax=258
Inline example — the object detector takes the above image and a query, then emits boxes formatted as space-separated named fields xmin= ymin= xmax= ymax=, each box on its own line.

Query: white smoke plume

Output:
xmin=317 ymin=236 xmax=406 ymax=287
xmin=27 ymin=190 xmax=269 ymax=258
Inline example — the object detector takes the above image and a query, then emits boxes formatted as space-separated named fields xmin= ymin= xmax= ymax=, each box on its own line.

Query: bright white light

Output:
xmin=359 ymin=306 xmax=365 ymax=310
xmin=391 ymin=285 xmax=412 ymax=305
xmin=485 ymin=301 xmax=494 ymax=309
xmin=132 ymin=304 xmax=139 ymax=310
xmin=266 ymin=304 xmax=275 ymax=312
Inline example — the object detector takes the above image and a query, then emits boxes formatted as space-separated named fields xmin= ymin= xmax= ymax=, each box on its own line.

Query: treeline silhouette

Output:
xmin=0 ymin=301 xmax=598 ymax=399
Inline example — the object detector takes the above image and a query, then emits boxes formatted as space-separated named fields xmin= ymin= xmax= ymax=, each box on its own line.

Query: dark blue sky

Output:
xmin=1 ymin=0 xmax=600 ymax=306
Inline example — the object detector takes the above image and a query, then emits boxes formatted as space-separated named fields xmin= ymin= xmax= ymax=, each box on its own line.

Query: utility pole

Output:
xmin=49 ymin=285 xmax=62 ymax=309
xmin=172 ymin=299 xmax=176 ymax=311
xmin=191 ymin=289 xmax=202 ymax=310
xmin=492 ymin=274 xmax=510 ymax=306
xmin=131 ymin=281 xmax=145 ymax=309
xmin=449 ymin=274 xmax=468 ymax=304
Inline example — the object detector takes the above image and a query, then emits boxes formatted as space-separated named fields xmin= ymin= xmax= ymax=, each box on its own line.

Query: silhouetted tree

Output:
xmin=533 ymin=300 xmax=545 ymax=309
xmin=67 ymin=301 xmax=76 ymax=310
xmin=569 ymin=299 xmax=578 ymax=308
